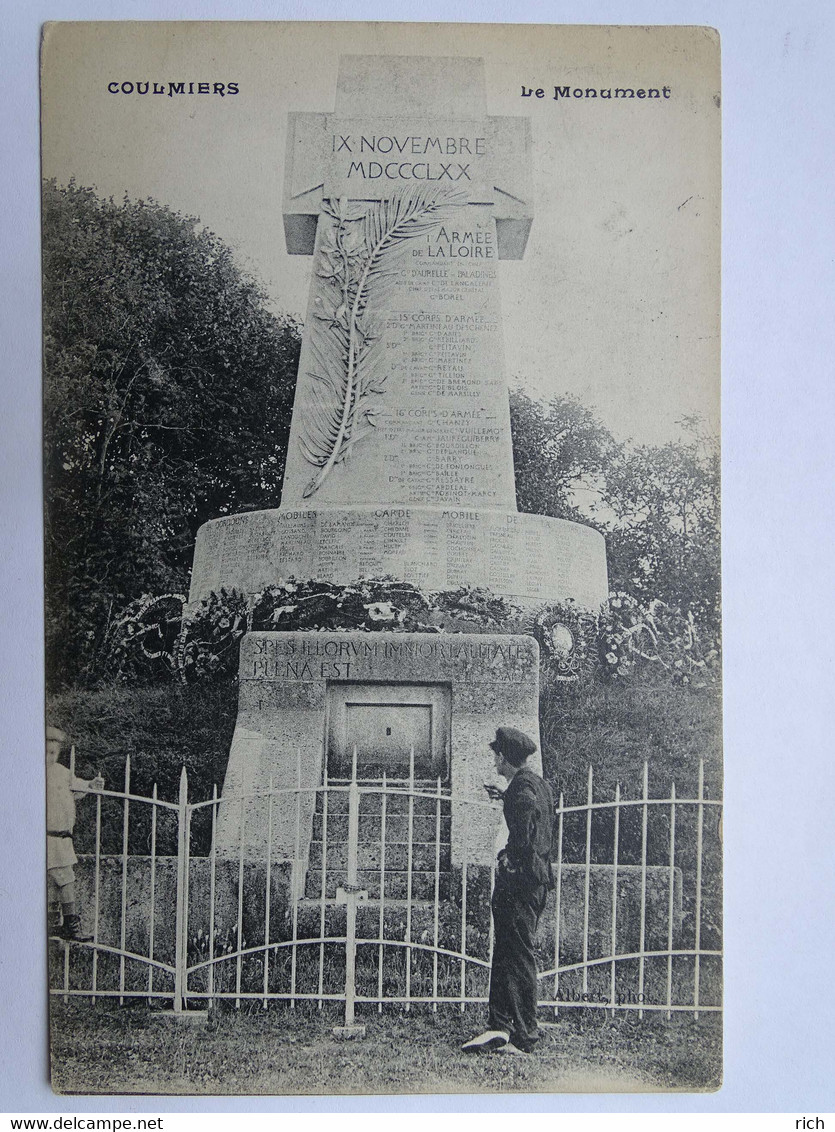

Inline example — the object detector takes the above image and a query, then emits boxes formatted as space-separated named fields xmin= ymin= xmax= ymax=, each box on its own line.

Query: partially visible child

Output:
xmin=46 ymin=725 xmax=104 ymax=941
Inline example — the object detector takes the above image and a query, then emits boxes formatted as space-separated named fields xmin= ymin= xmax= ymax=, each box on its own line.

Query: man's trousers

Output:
xmin=487 ymin=877 xmax=548 ymax=1051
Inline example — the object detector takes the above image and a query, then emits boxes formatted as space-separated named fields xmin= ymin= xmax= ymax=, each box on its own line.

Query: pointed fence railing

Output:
xmin=50 ymin=751 xmax=722 ymax=1027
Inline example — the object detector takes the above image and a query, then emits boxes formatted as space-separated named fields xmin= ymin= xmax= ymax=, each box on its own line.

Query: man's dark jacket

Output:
xmin=501 ymin=766 xmax=555 ymax=891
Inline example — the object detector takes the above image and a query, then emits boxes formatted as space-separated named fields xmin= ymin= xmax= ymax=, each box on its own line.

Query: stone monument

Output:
xmin=192 ymin=56 xmax=608 ymax=870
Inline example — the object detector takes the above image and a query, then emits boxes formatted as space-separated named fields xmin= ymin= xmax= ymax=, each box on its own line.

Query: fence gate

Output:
xmin=50 ymin=751 xmax=722 ymax=1027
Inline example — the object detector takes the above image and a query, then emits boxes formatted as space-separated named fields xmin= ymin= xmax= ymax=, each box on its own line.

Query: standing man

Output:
xmin=462 ymin=726 xmax=554 ymax=1055
xmin=46 ymin=725 xmax=104 ymax=941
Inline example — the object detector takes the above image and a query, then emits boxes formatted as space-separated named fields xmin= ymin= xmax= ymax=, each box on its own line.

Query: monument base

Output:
xmin=217 ymin=630 xmax=541 ymax=866
xmin=189 ymin=505 xmax=608 ymax=610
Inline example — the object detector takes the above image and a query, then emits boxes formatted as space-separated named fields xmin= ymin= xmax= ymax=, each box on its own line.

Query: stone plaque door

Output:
xmin=326 ymin=683 xmax=451 ymax=780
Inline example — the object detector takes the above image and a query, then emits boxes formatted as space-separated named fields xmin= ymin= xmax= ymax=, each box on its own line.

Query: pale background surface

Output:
xmin=2 ymin=0 xmax=834 ymax=1115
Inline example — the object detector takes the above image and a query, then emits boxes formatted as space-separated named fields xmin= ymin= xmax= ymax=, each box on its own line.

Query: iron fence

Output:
xmin=50 ymin=748 xmax=722 ymax=1027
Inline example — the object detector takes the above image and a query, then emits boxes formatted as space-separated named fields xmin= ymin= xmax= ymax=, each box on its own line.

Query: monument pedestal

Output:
xmin=189 ymin=504 xmax=608 ymax=610
xmin=216 ymin=630 xmax=541 ymax=865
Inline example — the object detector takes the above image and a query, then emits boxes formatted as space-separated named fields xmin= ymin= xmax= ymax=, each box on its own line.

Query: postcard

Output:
xmin=41 ymin=21 xmax=721 ymax=1094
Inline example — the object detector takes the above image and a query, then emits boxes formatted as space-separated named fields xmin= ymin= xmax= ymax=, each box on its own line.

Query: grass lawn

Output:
xmin=50 ymin=1002 xmax=721 ymax=1097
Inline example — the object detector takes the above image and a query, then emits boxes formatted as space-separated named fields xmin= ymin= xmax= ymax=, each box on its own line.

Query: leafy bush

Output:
xmin=46 ymin=682 xmax=238 ymax=852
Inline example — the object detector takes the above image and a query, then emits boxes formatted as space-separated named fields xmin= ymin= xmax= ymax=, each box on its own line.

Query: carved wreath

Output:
xmin=299 ymin=186 xmax=468 ymax=498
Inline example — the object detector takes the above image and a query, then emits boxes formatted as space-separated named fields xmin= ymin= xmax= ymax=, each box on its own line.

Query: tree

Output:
xmin=602 ymin=419 xmax=720 ymax=630
xmin=43 ymin=180 xmax=301 ymax=686
xmin=509 ymin=389 xmax=619 ymax=524
xmin=510 ymin=390 xmax=719 ymax=631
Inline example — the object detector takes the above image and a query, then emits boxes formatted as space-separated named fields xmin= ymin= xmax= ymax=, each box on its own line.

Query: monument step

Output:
xmin=307 ymin=840 xmax=450 ymax=874
xmin=317 ymin=790 xmax=449 ymax=818
xmin=311 ymin=812 xmax=452 ymax=842
xmin=304 ymin=869 xmax=452 ymax=901
xmin=293 ymin=899 xmax=445 ymax=940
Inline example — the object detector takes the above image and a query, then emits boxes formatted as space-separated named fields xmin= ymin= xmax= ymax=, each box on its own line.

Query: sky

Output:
xmin=41 ymin=21 xmax=720 ymax=447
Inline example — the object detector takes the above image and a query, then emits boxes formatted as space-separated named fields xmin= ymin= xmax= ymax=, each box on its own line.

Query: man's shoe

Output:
xmin=497 ymin=1042 xmax=530 ymax=1056
xmin=461 ymin=1029 xmax=510 ymax=1053
xmin=58 ymin=915 xmax=92 ymax=943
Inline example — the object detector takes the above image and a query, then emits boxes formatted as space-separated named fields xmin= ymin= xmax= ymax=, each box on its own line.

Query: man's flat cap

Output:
xmin=490 ymin=726 xmax=537 ymax=766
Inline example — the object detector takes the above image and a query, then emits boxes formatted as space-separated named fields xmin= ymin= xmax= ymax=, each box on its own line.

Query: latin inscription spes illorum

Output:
xmin=250 ymin=634 xmax=530 ymax=683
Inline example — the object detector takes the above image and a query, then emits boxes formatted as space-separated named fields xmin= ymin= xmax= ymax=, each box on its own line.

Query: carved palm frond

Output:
xmin=300 ymin=185 xmax=468 ymax=499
